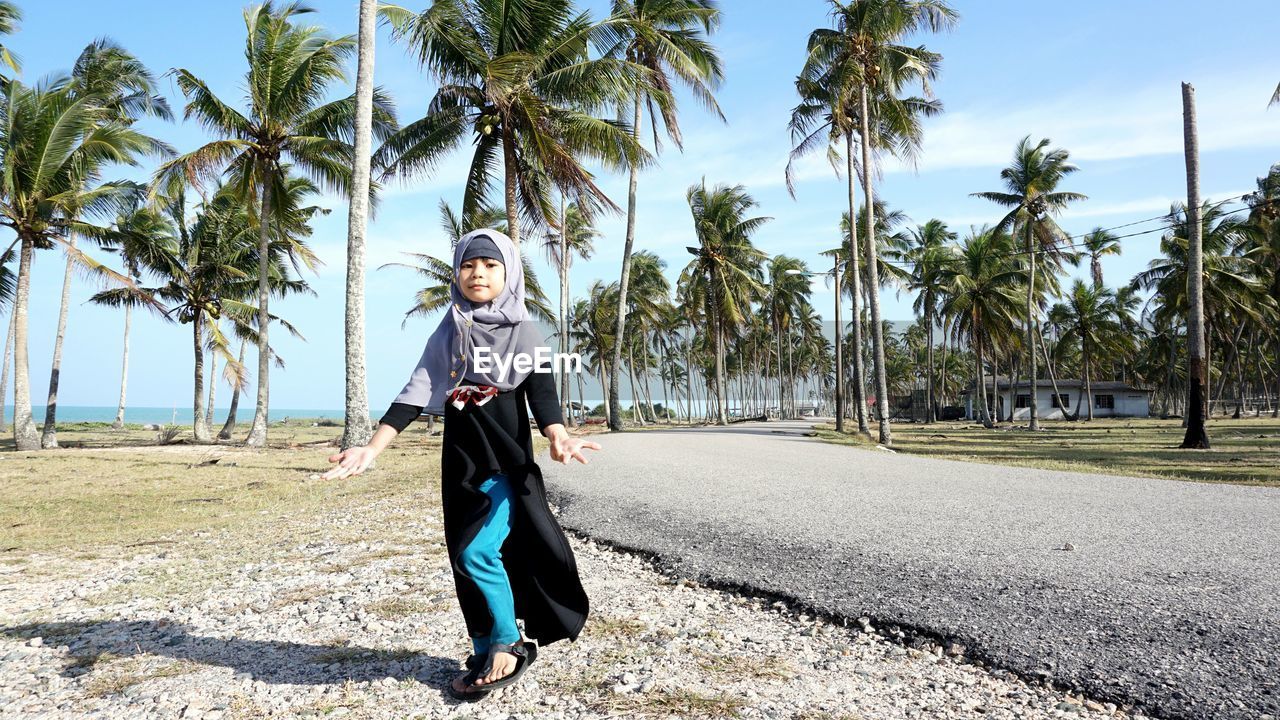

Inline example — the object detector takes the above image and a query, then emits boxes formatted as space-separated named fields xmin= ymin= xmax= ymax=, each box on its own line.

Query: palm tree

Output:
xmin=542 ymin=199 xmax=599 ymax=425
xmin=605 ymin=0 xmax=725 ymax=432
xmin=938 ymin=225 xmax=1022 ymax=429
xmin=379 ymin=201 xmax=555 ymax=327
xmin=1078 ymin=227 xmax=1120 ymax=288
xmin=341 ymin=0 xmax=381 ymax=450
xmin=41 ymin=40 xmax=174 ymax=448
xmin=765 ymin=256 xmax=811 ymax=420
xmin=0 ymin=74 xmax=167 ymax=450
xmin=0 ymin=1 xmax=20 ymax=78
xmin=98 ymin=201 xmax=180 ymax=429
xmin=622 ymin=250 xmax=671 ymax=423
xmin=682 ymin=180 xmax=769 ymax=425
xmin=1049 ymin=280 xmax=1133 ymax=421
xmin=378 ymin=0 xmax=651 ymax=245
xmin=786 ymin=68 xmax=870 ymax=433
xmin=973 ymin=135 xmax=1086 ymax=431
xmin=892 ymin=219 xmax=955 ymax=422
xmin=803 ymin=0 xmax=956 ymax=445
xmin=157 ymin=0 xmax=397 ymax=447
xmin=572 ymin=281 xmax=620 ymax=422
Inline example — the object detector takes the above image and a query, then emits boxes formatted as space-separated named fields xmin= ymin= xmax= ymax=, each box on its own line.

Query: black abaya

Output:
xmin=380 ymin=366 xmax=589 ymax=647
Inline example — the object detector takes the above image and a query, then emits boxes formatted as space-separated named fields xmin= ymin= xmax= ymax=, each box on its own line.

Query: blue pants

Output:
xmin=459 ymin=472 xmax=521 ymax=655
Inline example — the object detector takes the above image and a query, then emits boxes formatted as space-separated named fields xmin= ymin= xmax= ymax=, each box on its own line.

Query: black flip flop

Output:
xmin=447 ymin=664 xmax=491 ymax=702
xmin=470 ymin=640 xmax=537 ymax=692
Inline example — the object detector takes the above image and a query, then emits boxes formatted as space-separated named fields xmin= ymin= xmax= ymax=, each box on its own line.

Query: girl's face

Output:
xmin=458 ymin=257 xmax=506 ymax=304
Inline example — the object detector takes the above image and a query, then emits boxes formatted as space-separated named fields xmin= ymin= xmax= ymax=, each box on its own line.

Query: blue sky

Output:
xmin=6 ymin=0 xmax=1279 ymax=412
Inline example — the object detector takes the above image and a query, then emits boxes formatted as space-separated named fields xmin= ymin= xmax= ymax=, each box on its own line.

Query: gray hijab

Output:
xmin=391 ymin=228 xmax=548 ymax=416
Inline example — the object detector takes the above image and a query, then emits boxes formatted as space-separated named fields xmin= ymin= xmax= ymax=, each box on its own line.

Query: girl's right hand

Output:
xmin=322 ymin=445 xmax=379 ymax=480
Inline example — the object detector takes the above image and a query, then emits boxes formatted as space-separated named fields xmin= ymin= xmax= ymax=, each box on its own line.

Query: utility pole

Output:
xmin=1180 ymin=82 xmax=1210 ymax=449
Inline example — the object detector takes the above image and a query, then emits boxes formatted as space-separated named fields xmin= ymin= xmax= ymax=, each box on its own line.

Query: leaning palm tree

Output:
xmin=682 ymin=180 xmax=770 ymax=425
xmin=41 ymin=39 xmax=174 ymax=448
xmin=972 ymin=135 xmax=1086 ymax=431
xmin=377 ymin=0 xmax=652 ymax=245
xmin=156 ymin=1 xmax=397 ymax=446
xmin=0 ymin=75 xmax=167 ymax=450
xmin=604 ymin=0 xmax=725 ymax=431
xmin=802 ymin=0 xmax=956 ymax=445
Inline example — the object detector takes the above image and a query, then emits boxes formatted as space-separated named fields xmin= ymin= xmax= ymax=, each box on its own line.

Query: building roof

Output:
xmin=962 ymin=377 xmax=1151 ymax=394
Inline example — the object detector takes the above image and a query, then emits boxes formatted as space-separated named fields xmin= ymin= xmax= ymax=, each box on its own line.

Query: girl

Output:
xmin=322 ymin=228 xmax=601 ymax=701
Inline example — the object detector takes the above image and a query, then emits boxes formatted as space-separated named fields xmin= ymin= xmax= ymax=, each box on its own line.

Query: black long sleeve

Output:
xmin=378 ymin=401 xmax=424 ymax=434
xmin=522 ymin=360 xmax=564 ymax=432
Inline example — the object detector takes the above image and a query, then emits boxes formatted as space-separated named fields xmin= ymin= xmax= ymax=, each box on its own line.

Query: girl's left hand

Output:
xmin=545 ymin=425 xmax=602 ymax=465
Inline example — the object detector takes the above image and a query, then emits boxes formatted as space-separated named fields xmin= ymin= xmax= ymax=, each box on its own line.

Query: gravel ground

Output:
xmin=542 ymin=419 xmax=1280 ymax=720
xmin=1 ymin=478 xmax=1133 ymax=719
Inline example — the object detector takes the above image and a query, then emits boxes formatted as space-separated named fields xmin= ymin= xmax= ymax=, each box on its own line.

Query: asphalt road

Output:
xmin=540 ymin=419 xmax=1279 ymax=720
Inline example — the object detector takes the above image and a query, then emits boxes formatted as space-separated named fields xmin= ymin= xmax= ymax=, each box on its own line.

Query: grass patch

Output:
xmin=588 ymin=614 xmax=649 ymax=638
xmin=813 ymin=417 xmax=1280 ymax=486
xmin=82 ymin=657 xmax=202 ymax=698
xmin=690 ymin=647 xmax=796 ymax=681
xmin=589 ymin=687 xmax=748 ymax=718
xmin=365 ymin=597 xmax=435 ymax=619
xmin=0 ymin=423 xmax=445 ymax=552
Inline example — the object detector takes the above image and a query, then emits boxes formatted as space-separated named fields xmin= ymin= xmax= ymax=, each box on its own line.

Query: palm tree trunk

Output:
xmin=576 ymin=367 xmax=586 ymax=425
xmin=685 ymin=336 xmax=694 ymax=423
xmin=1038 ymin=319 xmax=1072 ymax=420
xmin=1024 ymin=219 xmax=1041 ymax=431
xmin=844 ymin=130 xmax=870 ymax=434
xmin=112 ymin=302 xmax=130 ymax=430
xmin=340 ymin=0 xmax=378 ymax=450
xmin=245 ymin=174 xmax=274 ymax=447
xmin=205 ymin=350 xmax=217 ymax=429
xmin=925 ymin=297 xmax=935 ymax=423
xmin=1084 ymin=344 xmax=1094 ymax=421
xmin=41 ymin=238 xmax=78 ymax=449
xmin=1180 ymin=82 xmax=1210 ymax=448
xmin=559 ymin=197 xmax=572 ymax=427
xmin=713 ymin=299 xmax=728 ymax=425
xmin=975 ymin=331 xmax=993 ymax=429
xmin=0 ymin=309 xmax=14 ymax=433
xmin=13 ymin=235 xmax=39 ymax=450
xmin=607 ymin=93 xmax=644 ymax=432
xmin=859 ymin=86 xmax=891 ymax=445
xmin=939 ymin=317 xmax=952 ymax=410
xmin=627 ymin=344 xmax=643 ymax=426
xmin=501 ymin=125 xmax=520 ymax=246
xmin=192 ymin=310 xmax=211 ymax=442
xmin=219 ymin=340 xmax=247 ymax=439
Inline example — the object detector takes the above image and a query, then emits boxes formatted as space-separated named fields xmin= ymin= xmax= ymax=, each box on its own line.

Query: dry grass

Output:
xmin=81 ymin=657 xmax=203 ymax=698
xmin=813 ymin=417 xmax=1280 ymax=486
xmin=0 ymin=420 xmax=446 ymax=553
xmin=588 ymin=687 xmax=749 ymax=718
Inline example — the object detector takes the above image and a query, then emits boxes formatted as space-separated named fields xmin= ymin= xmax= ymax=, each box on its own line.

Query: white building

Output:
xmin=962 ymin=379 xmax=1151 ymax=420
